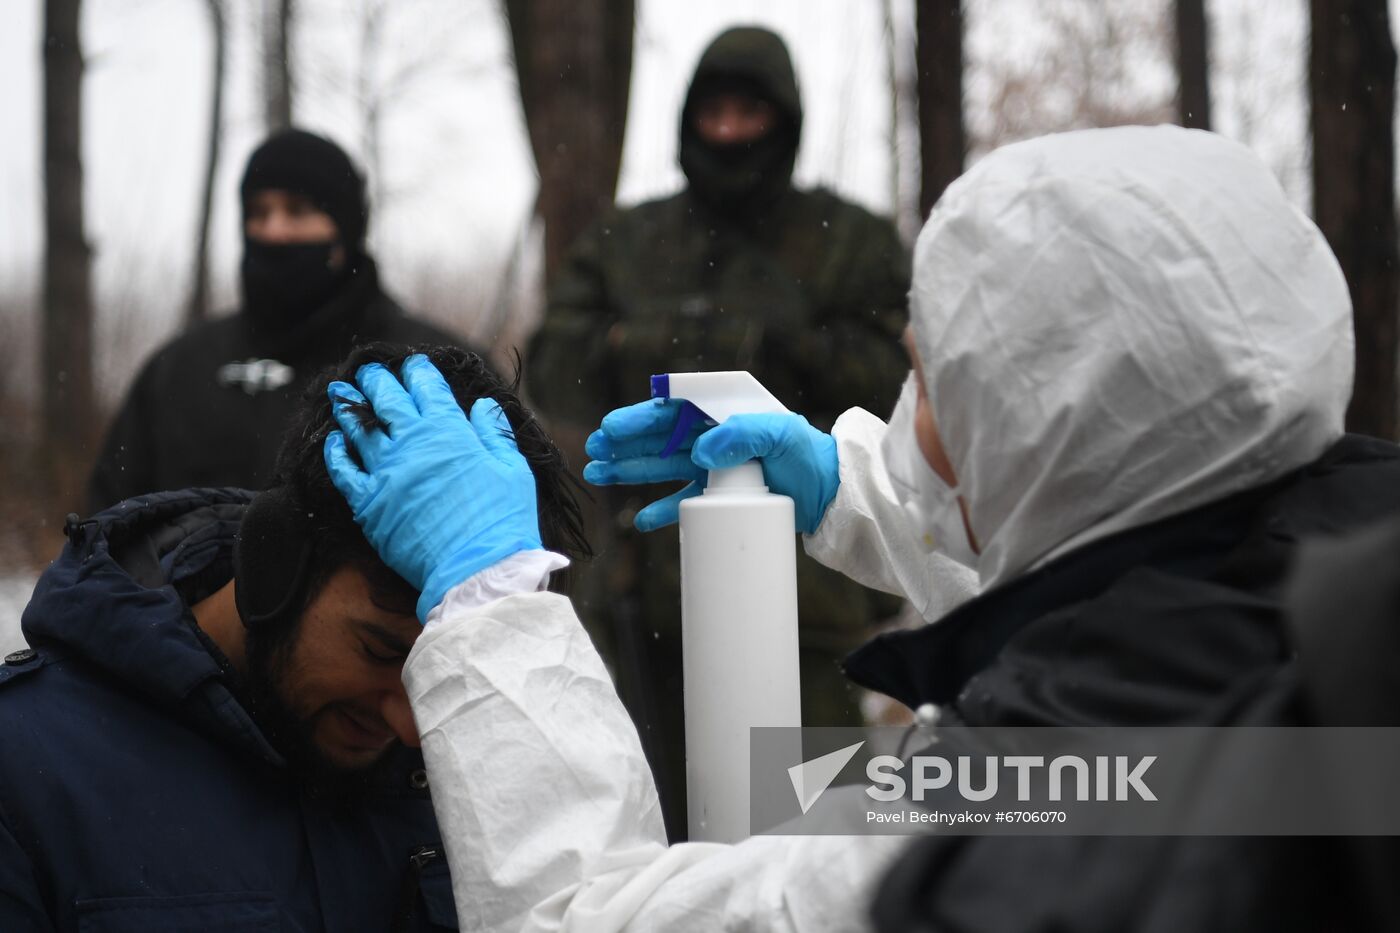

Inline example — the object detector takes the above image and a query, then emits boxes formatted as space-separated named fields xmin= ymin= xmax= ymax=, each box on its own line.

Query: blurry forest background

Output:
xmin=1 ymin=0 xmax=1397 ymax=647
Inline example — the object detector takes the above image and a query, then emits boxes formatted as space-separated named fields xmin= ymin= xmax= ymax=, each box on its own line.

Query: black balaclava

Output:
xmin=679 ymin=27 xmax=803 ymax=218
xmin=239 ymin=129 xmax=369 ymax=331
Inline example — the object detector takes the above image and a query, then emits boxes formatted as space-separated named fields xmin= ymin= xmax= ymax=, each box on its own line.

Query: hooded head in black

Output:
xmin=240 ymin=129 xmax=369 ymax=335
xmin=679 ymin=26 xmax=803 ymax=218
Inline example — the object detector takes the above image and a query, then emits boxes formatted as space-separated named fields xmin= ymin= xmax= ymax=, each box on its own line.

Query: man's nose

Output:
xmin=381 ymin=689 xmax=421 ymax=748
xmin=713 ymin=113 xmax=745 ymax=140
xmin=252 ymin=210 xmax=294 ymax=242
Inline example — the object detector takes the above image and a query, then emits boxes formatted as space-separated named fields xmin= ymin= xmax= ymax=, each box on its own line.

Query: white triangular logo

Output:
xmin=788 ymin=741 xmax=865 ymax=814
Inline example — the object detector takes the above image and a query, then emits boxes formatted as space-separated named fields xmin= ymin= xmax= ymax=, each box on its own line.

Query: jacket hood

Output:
xmin=908 ymin=125 xmax=1353 ymax=587
xmin=679 ymin=26 xmax=802 ymax=214
xmin=22 ymin=490 xmax=265 ymax=741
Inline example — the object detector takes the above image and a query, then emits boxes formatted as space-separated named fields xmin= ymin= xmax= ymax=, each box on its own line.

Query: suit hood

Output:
xmin=908 ymin=126 xmax=1354 ymax=587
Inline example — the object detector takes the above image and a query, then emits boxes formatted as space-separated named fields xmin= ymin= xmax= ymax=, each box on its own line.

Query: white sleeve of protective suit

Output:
xmin=421 ymin=549 xmax=569 ymax=626
xmin=404 ymin=585 xmax=909 ymax=933
xmin=803 ymin=407 xmax=978 ymax=624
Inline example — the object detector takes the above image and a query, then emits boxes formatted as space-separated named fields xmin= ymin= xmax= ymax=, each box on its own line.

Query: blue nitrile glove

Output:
xmin=582 ymin=399 xmax=708 ymax=532
xmin=323 ymin=355 xmax=542 ymax=623
xmin=583 ymin=398 xmax=840 ymax=535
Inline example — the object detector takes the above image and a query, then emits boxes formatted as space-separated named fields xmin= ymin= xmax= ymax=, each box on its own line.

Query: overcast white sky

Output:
xmin=0 ymin=0 xmax=1394 ymax=393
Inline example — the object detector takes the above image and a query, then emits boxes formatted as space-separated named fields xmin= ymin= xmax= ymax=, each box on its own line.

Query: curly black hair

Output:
xmin=271 ymin=342 xmax=591 ymax=616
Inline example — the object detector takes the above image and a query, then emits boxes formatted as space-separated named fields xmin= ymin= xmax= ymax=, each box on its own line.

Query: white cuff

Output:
xmin=424 ymin=550 xmax=570 ymax=628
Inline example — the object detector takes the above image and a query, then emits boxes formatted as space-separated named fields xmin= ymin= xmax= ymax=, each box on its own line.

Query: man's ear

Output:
xmin=234 ymin=486 xmax=316 ymax=630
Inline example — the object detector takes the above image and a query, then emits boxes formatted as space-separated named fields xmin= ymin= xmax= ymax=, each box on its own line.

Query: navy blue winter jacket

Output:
xmin=0 ymin=489 xmax=458 ymax=931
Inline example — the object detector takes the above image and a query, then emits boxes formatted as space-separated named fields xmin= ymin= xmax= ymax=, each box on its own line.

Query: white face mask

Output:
xmin=881 ymin=374 xmax=980 ymax=569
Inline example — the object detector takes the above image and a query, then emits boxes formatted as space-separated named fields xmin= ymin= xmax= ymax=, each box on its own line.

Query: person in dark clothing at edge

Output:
xmin=87 ymin=129 xmax=474 ymax=513
xmin=1280 ymin=520 xmax=1400 ymax=932
xmin=0 ymin=343 xmax=588 ymax=931
xmin=527 ymin=25 xmax=908 ymax=841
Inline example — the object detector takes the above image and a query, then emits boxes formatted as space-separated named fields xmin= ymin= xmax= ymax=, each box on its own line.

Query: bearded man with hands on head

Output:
xmin=0 ymin=343 xmax=594 ymax=932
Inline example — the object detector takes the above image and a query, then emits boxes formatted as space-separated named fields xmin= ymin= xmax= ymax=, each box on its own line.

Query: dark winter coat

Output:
xmin=850 ymin=435 xmax=1400 ymax=932
xmin=88 ymin=260 xmax=470 ymax=513
xmin=1284 ymin=513 xmax=1400 ymax=931
xmin=0 ymin=490 xmax=457 ymax=932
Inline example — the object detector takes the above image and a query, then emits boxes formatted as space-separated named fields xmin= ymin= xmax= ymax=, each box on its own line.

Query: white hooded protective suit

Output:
xmin=403 ymin=125 xmax=1352 ymax=932
xmin=902 ymin=124 xmax=1352 ymax=587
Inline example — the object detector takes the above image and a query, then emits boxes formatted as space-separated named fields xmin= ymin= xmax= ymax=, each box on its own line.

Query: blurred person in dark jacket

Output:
xmin=527 ymin=25 xmax=909 ymax=840
xmin=88 ymin=129 xmax=474 ymax=512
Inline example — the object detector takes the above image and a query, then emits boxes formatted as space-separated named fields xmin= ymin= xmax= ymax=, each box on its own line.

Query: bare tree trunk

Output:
xmin=357 ymin=0 xmax=390 ymax=214
xmin=885 ymin=0 xmax=921 ymax=242
xmin=188 ymin=0 xmax=226 ymax=325
xmin=504 ymin=0 xmax=634 ymax=281
xmin=1310 ymin=0 xmax=1398 ymax=439
xmin=1176 ymin=0 xmax=1212 ymax=129
xmin=264 ymin=0 xmax=294 ymax=131
xmin=916 ymin=0 xmax=966 ymax=217
xmin=42 ymin=0 xmax=96 ymax=508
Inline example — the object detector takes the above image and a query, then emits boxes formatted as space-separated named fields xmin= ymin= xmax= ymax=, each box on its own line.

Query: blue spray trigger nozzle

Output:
xmin=661 ymin=401 xmax=708 ymax=459
xmin=650 ymin=371 xmax=786 ymax=460
xmin=652 ymin=373 xmax=710 ymax=459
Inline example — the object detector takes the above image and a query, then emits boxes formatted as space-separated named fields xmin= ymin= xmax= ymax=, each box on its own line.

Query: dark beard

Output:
xmin=242 ymin=621 xmax=391 ymax=810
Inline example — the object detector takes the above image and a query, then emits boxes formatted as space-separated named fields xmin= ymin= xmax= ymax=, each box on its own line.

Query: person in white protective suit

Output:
xmin=321 ymin=125 xmax=1400 ymax=932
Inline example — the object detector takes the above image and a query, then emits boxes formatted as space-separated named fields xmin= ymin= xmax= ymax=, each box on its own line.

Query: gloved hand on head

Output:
xmin=583 ymin=398 xmax=840 ymax=535
xmin=323 ymin=354 xmax=542 ymax=623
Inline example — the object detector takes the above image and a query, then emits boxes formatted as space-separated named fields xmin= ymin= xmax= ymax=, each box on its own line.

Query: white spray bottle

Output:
xmin=651 ymin=371 xmax=802 ymax=843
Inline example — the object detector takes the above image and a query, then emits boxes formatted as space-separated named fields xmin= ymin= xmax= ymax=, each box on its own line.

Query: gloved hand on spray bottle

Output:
xmin=583 ymin=398 xmax=840 ymax=535
xmin=323 ymin=355 xmax=543 ymax=623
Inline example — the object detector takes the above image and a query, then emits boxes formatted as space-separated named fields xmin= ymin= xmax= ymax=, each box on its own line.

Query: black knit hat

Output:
xmin=240 ymin=129 xmax=368 ymax=248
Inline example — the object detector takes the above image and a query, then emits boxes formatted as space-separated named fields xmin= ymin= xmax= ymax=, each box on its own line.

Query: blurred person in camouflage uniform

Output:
xmin=527 ymin=25 xmax=908 ymax=840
